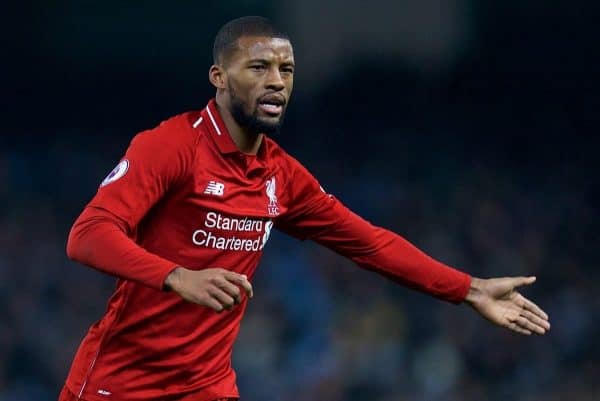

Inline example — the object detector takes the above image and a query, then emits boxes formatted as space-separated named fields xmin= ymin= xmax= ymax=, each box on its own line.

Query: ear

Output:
xmin=209 ymin=65 xmax=226 ymax=89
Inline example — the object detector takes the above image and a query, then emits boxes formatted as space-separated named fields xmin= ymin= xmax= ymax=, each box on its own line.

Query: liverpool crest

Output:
xmin=265 ymin=177 xmax=279 ymax=216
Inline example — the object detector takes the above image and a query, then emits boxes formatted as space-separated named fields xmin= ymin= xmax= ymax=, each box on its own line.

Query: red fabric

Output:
xmin=58 ymin=385 xmax=237 ymax=401
xmin=64 ymin=99 xmax=471 ymax=401
xmin=59 ymin=386 xmax=82 ymax=401
xmin=276 ymin=158 xmax=471 ymax=302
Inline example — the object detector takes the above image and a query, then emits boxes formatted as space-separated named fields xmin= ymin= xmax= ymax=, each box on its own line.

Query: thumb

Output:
xmin=511 ymin=276 xmax=536 ymax=288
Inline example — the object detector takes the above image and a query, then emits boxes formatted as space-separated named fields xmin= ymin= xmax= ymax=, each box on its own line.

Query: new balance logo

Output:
xmin=204 ymin=181 xmax=225 ymax=196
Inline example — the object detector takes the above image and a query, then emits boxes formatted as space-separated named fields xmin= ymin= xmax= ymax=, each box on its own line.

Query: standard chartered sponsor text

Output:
xmin=192 ymin=212 xmax=273 ymax=251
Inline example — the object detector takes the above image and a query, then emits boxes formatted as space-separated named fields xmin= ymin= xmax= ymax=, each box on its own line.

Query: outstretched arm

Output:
xmin=276 ymin=158 xmax=551 ymax=334
xmin=465 ymin=276 xmax=550 ymax=335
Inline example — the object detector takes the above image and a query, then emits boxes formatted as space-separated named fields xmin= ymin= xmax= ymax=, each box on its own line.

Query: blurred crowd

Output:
xmin=2 ymin=1 xmax=599 ymax=400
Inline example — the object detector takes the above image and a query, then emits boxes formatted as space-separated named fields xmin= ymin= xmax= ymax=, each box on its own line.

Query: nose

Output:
xmin=265 ymin=67 xmax=285 ymax=91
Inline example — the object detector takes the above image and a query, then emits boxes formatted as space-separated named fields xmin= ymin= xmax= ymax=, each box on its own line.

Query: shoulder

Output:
xmin=131 ymin=110 xmax=204 ymax=150
xmin=263 ymin=137 xmax=321 ymax=197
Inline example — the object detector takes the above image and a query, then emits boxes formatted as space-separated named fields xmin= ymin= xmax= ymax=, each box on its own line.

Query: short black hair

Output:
xmin=213 ymin=16 xmax=290 ymax=65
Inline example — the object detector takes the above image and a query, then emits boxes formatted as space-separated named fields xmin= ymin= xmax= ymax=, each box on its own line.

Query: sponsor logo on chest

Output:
xmin=192 ymin=212 xmax=273 ymax=252
xmin=191 ymin=176 xmax=280 ymax=251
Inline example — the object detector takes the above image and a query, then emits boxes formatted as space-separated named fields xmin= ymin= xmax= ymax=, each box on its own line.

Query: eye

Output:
xmin=249 ymin=65 xmax=266 ymax=71
xmin=281 ymin=67 xmax=294 ymax=74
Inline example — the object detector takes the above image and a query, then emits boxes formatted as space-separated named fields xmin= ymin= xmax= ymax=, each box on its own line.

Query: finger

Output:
xmin=511 ymin=276 xmax=536 ymax=288
xmin=519 ymin=309 xmax=551 ymax=331
xmin=514 ymin=292 xmax=549 ymax=321
xmin=515 ymin=316 xmax=546 ymax=335
xmin=521 ymin=297 xmax=549 ymax=321
xmin=204 ymin=296 xmax=224 ymax=313
xmin=209 ymin=288 xmax=236 ymax=310
xmin=225 ymin=272 xmax=254 ymax=298
xmin=507 ymin=322 xmax=532 ymax=335
xmin=216 ymin=279 xmax=242 ymax=304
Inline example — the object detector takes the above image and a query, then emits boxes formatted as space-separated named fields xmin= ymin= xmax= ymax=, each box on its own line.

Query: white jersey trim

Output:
xmin=192 ymin=116 xmax=203 ymax=128
xmin=206 ymin=106 xmax=222 ymax=136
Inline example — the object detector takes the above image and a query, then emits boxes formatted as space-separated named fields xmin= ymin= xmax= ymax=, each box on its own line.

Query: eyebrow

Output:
xmin=247 ymin=58 xmax=295 ymax=66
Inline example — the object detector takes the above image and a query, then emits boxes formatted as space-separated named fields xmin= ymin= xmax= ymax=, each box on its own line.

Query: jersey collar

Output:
xmin=201 ymin=99 xmax=270 ymax=164
xmin=201 ymin=99 xmax=239 ymax=154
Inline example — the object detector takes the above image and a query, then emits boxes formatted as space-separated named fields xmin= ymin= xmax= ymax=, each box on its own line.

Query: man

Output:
xmin=60 ymin=16 xmax=550 ymax=401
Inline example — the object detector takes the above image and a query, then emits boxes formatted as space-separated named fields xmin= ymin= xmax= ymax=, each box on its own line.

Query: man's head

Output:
xmin=209 ymin=16 xmax=294 ymax=136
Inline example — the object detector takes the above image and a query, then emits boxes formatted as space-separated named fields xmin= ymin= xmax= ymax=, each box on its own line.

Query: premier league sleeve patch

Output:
xmin=100 ymin=159 xmax=129 ymax=187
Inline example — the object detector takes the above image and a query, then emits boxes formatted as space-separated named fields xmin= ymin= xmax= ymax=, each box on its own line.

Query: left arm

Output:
xmin=278 ymin=197 xmax=471 ymax=303
xmin=276 ymin=160 xmax=550 ymax=334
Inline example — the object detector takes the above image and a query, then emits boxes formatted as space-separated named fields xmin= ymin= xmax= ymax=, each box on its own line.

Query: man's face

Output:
xmin=221 ymin=36 xmax=294 ymax=135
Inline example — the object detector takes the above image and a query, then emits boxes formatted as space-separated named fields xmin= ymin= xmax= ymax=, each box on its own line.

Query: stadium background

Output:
xmin=2 ymin=1 xmax=599 ymax=400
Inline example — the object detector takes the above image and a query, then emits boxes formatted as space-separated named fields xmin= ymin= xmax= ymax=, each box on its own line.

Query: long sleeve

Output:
xmin=66 ymin=206 xmax=178 ymax=291
xmin=66 ymin=113 xmax=197 ymax=290
xmin=276 ymin=159 xmax=471 ymax=304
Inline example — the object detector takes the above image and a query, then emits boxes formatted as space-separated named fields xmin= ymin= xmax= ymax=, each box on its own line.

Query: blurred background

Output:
xmin=2 ymin=1 xmax=599 ymax=400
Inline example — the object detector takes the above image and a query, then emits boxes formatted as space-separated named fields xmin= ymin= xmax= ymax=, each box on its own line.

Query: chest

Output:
xmin=140 ymin=147 xmax=288 ymax=267
xmin=182 ymin=149 xmax=287 ymax=219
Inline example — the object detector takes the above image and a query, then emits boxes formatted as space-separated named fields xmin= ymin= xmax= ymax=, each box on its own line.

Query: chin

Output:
xmin=254 ymin=114 xmax=282 ymax=132
xmin=258 ymin=116 xmax=281 ymax=126
xmin=256 ymin=121 xmax=282 ymax=136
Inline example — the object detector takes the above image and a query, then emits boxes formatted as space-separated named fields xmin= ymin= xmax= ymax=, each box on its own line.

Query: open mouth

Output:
xmin=258 ymin=95 xmax=285 ymax=117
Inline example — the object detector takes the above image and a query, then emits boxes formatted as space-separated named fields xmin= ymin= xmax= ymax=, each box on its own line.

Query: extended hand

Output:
xmin=164 ymin=267 xmax=253 ymax=312
xmin=465 ymin=276 xmax=550 ymax=335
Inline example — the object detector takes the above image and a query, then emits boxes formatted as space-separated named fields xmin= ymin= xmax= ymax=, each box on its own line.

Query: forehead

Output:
xmin=232 ymin=36 xmax=294 ymax=62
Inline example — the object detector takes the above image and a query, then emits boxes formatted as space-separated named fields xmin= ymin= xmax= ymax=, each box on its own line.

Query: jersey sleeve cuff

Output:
xmin=156 ymin=263 xmax=182 ymax=292
xmin=452 ymin=272 xmax=472 ymax=304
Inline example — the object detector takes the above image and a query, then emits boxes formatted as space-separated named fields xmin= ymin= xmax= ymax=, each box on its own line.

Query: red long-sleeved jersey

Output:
xmin=64 ymin=99 xmax=471 ymax=401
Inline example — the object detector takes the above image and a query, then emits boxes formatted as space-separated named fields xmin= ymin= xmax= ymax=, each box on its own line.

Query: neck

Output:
xmin=215 ymin=94 xmax=263 ymax=155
